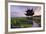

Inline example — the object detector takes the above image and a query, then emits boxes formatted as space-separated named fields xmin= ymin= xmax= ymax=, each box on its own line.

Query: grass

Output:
xmin=11 ymin=16 xmax=41 ymax=28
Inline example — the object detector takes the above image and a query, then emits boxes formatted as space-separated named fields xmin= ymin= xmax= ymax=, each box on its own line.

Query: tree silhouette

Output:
xmin=25 ymin=8 xmax=34 ymax=16
xmin=25 ymin=8 xmax=34 ymax=20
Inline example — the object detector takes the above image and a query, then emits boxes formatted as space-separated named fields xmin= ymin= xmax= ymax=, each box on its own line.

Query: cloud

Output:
xmin=33 ymin=7 xmax=41 ymax=16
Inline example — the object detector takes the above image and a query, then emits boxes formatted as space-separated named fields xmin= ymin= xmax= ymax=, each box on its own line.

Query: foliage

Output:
xmin=25 ymin=9 xmax=34 ymax=16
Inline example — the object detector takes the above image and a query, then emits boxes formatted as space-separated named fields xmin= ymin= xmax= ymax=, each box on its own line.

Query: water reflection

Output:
xmin=11 ymin=20 xmax=41 ymax=28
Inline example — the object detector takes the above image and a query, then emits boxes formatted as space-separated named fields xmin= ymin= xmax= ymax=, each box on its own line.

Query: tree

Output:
xmin=25 ymin=8 xmax=34 ymax=20
xmin=25 ymin=8 xmax=34 ymax=16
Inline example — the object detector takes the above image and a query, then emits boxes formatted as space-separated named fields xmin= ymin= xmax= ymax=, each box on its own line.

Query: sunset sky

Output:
xmin=10 ymin=5 xmax=41 ymax=17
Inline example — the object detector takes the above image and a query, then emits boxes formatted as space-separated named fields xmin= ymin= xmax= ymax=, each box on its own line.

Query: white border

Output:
xmin=8 ymin=2 xmax=44 ymax=32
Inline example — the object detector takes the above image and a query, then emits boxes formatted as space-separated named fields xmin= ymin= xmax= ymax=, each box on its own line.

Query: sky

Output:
xmin=10 ymin=5 xmax=41 ymax=17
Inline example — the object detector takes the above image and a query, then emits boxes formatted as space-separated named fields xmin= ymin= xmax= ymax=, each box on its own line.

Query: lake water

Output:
xmin=32 ymin=21 xmax=39 ymax=27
